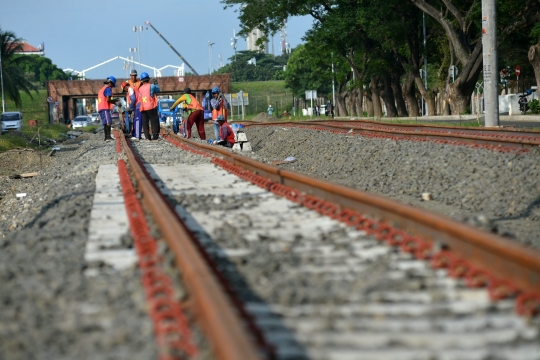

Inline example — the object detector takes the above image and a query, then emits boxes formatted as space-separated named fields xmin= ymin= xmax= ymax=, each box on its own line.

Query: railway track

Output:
xmin=111 ymin=126 xmax=540 ymax=360
xmin=240 ymin=120 xmax=540 ymax=151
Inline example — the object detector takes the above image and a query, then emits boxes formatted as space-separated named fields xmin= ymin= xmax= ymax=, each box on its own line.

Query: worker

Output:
xmin=210 ymin=86 xmax=230 ymax=141
xmin=127 ymin=69 xmax=140 ymax=89
xmin=121 ymin=81 xmax=132 ymax=135
xmin=267 ymin=104 xmax=274 ymax=115
xmin=127 ymin=69 xmax=143 ymax=139
xmin=213 ymin=115 xmax=235 ymax=148
xmin=97 ymin=75 xmax=118 ymax=142
xmin=137 ymin=72 xmax=161 ymax=140
xmin=170 ymin=87 xmax=205 ymax=139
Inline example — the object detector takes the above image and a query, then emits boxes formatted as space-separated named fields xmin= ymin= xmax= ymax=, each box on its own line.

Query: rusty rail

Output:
xmin=162 ymin=128 xmax=540 ymax=302
xmin=118 ymin=131 xmax=264 ymax=360
xmin=240 ymin=120 xmax=540 ymax=149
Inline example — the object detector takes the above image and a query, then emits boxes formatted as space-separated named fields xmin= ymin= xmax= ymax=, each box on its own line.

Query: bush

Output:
xmin=529 ymin=99 xmax=539 ymax=114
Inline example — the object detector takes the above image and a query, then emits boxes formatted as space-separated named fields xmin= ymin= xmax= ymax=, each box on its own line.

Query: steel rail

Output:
xmin=118 ymin=132 xmax=264 ymax=360
xmin=321 ymin=119 xmax=540 ymax=137
xmin=240 ymin=121 xmax=540 ymax=149
xmin=162 ymin=128 xmax=540 ymax=295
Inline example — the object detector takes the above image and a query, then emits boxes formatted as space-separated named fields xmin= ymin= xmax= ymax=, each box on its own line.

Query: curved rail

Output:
xmin=239 ymin=120 xmax=540 ymax=149
xmin=160 ymin=128 xmax=540 ymax=312
xmin=117 ymin=131 xmax=265 ymax=360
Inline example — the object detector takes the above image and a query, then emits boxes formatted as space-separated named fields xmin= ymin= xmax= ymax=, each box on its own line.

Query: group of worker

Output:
xmin=97 ymin=69 xmax=161 ymax=141
xmin=97 ymin=72 xmax=235 ymax=147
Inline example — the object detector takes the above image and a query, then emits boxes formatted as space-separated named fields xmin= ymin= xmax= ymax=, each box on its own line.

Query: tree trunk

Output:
xmin=337 ymin=89 xmax=348 ymax=117
xmin=380 ymin=74 xmax=398 ymax=117
xmin=529 ymin=43 xmax=540 ymax=94
xmin=402 ymin=71 xmax=419 ymax=116
xmin=391 ymin=72 xmax=408 ymax=117
xmin=355 ymin=88 xmax=363 ymax=116
xmin=364 ymin=92 xmax=374 ymax=117
xmin=349 ymin=89 xmax=356 ymax=117
xmin=371 ymin=75 xmax=383 ymax=118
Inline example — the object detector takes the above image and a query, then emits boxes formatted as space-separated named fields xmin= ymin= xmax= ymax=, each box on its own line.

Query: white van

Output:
xmin=1 ymin=111 xmax=23 ymax=134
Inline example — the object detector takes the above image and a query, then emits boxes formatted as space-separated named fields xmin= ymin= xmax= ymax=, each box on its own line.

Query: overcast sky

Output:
xmin=1 ymin=0 xmax=313 ymax=80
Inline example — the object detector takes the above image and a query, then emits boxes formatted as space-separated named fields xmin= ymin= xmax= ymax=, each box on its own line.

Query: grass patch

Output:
xmin=1 ymin=89 xmax=70 ymax=153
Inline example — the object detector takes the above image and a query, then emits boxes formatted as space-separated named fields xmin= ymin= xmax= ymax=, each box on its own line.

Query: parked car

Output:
xmin=1 ymin=111 xmax=23 ymax=134
xmin=71 ymin=115 xmax=92 ymax=129
xmin=91 ymin=112 xmax=100 ymax=122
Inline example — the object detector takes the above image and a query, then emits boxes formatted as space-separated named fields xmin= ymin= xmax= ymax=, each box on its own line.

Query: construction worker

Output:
xmin=210 ymin=86 xmax=230 ymax=141
xmin=127 ymin=69 xmax=140 ymax=89
xmin=213 ymin=115 xmax=235 ymax=148
xmin=137 ymin=72 xmax=161 ymax=140
xmin=170 ymin=87 xmax=205 ymax=139
xmin=97 ymin=75 xmax=118 ymax=142
xmin=121 ymin=81 xmax=132 ymax=135
xmin=127 ymin=69 xmax=142 ymax=139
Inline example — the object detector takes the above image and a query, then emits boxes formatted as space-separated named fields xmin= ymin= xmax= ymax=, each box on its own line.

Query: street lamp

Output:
xmin=133 ymin=26 xmax=143 ymax=73
xmin=208 ymin=41 xmax=215 ymax=74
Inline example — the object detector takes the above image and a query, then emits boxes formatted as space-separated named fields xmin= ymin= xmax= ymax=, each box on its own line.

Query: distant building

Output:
xmin=8 ymin=41 xmax=45 ymax=56
xmin=246 ymin=28 xmax=268 ymax=54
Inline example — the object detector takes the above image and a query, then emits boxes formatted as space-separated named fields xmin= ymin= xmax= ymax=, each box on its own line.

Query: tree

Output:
xmin=15 ymin=54 xmax=73 ymax=86
xmin=0 ymin=27 xmax=36 ymax=108
xmin=215 ymin=50 xmax=285 ymax=82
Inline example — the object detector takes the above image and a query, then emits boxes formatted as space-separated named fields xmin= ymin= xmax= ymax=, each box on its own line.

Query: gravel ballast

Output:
xmin=241 ymin=125 xmax=540 ymax=248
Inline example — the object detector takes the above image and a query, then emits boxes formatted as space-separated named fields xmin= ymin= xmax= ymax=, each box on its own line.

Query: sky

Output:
xmin=0 ymin=0 xmax=314 ymax=80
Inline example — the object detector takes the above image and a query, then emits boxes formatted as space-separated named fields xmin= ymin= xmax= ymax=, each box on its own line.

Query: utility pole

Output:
xmin=0 ymin=44 xmax=5 ymax=112
xmin=208 ymin=41 xmax=215 ymax=74
xmin=331 ymin=53 xmax=336 ymax=107
xmin=133 ymin=26 xmax=143 ymax=73
xmin=422 ymin=11 xmax=428 ymax=116
xmin=482 ymin=0 xmax=499 ymax=127
xmin=231 ymin=30 xmax=238 ymax=81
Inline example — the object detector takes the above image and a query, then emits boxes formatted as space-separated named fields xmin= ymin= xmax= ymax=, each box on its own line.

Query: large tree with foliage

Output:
xmin=15 ymin=54 xmax=73 ymax=86
xmin=0 ymin=27 xmax=36 ymax=108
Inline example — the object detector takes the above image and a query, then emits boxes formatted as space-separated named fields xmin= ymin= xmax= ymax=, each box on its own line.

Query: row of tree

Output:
xmin=214 ymin=50 xmax=289 ymax=81
xmin=222 ymin=0 xmax=540 ymax=117
xmin=0 ymin=26 xmax=76 ymax=107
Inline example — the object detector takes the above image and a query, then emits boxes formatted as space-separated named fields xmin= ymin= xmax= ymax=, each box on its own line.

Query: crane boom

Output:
xmin=145 ymin=21 xmax=199 ymax=76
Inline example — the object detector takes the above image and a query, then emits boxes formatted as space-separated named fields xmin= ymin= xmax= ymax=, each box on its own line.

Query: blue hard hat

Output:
xmin=216 ymin=115 xmax=225 ymax=121
xmin=140 ymin=72 xmax=150 ymax=81
xmin=212 ymin=86 xmax=220 ymax=93
xmin=105 ymin=76 xmax=117 ymax=86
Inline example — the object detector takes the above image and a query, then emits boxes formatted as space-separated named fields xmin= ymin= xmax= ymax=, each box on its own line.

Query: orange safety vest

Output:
xmin=97 ymin=85 xmax=114 ymax=111
xmin=138 ymin=83 xmax=157 ymax=111
xmin=212 ymin=98 xmax=228 ymax=121
xmin=128 ymin=79 xmax=141 ymax=89
xmin=185 ymin=94 xmax=203 ymax=111
xmin=220 ymin=122 xmax=235 ymax=145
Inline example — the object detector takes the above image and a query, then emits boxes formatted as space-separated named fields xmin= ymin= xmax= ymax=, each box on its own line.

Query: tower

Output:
xmin=280 ymin=19 xmax=287 ymax=54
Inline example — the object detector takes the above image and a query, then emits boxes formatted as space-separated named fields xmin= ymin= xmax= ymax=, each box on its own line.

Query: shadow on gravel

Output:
xmin=493 ymin=195 xmax=540 ymax=222
xmin=21 ymin=189 xmax=94 ymax=230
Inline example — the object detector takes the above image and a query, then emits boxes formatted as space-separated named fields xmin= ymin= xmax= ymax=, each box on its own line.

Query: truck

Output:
xmin=158 ymin=98 xmax=184 ymax=134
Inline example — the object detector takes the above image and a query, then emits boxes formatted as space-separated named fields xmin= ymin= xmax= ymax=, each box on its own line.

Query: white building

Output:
xmin=246 ymin=28 xmax=268 ymax=53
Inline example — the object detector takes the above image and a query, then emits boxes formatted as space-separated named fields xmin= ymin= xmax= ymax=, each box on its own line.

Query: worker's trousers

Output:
xmin=186 ymin=110 xmax=205 ymax=140
xmin=142 ymin=107 xmax=160 ymax=140
xmin=132 ymin=109 xmax=142 ymax=139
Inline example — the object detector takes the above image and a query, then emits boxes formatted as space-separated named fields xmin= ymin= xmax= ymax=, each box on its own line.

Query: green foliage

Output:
xmin=214 ymin=50 xmax=287 ymax=82
xmin=529 ymin=99 xmax=540 ymax=114
xmin=15 ymin=54 xmax=75 ymax=86
xmin=0 ymin=26 xmax=37 ymax=107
